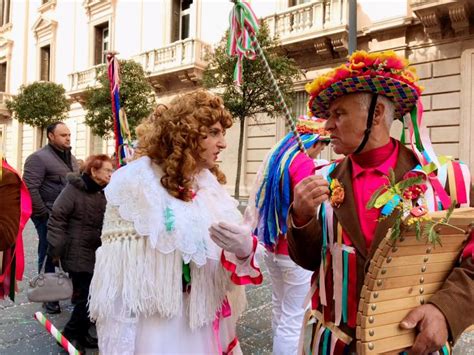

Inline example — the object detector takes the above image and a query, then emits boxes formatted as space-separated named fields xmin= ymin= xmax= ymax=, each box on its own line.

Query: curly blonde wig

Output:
xmin=135 ymin=90 xmax=233 ymax=202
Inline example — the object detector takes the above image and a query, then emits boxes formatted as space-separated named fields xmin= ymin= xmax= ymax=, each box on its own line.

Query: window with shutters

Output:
xmin=0 ymin=62 xmax=6 ymax=92
xmin=40 ymin=45 xmax=50 ymax=81
xmin=0 ymin=0 xmax=11 ymax=27
xmin=94 ymin=22 xmax=109 ymax=65
xmin=171 ymin=0 xmax=193 ymax=42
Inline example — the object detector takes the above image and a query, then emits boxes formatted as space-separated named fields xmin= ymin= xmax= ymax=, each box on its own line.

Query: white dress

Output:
xmin=88 ymin=157 xmax=262 ymax=354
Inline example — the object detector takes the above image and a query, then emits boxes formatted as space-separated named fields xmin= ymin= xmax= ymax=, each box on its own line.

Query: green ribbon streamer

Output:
xmin=400 ymin=117 xmax=406 ymax=145
xmin=441 ymin=345 xmax=449 ymax=355
xmin=410 ymin=106 xmax=424 ymax=152
xmin=164 ymin=207 xmax=175 ymax=232
xmin=342 ymin=251 xmax=349 ymax=322
xmin=182 ymin=262 xmax=191 ymax=284
xmin=321 ymin=328 xmax=330 ymax=355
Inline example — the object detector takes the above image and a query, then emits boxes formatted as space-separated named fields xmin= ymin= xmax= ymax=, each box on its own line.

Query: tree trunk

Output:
xmin=234 ymin=117 xmax=245 ymax=200
xmin=39 ymin=128 xmax=44 ymax=148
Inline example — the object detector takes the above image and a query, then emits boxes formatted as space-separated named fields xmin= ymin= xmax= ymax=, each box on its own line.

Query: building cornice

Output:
xmin=38 ymin=0 xmax=57 ymax=14
xmin=83 ymin=0 xmax=113 ymax=17
xmin=31 ymin=16 xmax=58 ymax=41
xmin=0 ymin=23 xmax=12 ymax=35
xmin=0 ymin=37 xmax=14 ymax=60
xmin=410 ymin=0 xmax=473 ymax=39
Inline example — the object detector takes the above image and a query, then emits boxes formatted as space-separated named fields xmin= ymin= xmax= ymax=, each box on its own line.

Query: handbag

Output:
xmin=27 ymin=257 xmax=73 ymax=302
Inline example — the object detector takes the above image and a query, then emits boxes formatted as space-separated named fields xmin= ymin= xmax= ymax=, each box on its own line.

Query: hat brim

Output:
xmin=310 ymin=75 xmax=419 ymax=120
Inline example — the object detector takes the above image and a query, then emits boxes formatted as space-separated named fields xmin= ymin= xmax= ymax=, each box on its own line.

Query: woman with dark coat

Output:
xmin=47 ymin=154 xmax=113 ymax=352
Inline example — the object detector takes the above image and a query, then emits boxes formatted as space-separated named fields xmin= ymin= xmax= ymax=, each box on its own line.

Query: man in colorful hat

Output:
xmin=247 ymin=116 xmax=329 ymax=354
xmin=286 ymin=50 xmax=473 ymax=354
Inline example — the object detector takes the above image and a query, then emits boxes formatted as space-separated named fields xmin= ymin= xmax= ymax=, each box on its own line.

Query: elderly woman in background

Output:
xmin=47 ymin=154 xmax=113 ymax=352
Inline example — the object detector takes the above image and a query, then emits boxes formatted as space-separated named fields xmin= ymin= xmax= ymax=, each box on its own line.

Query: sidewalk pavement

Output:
xmin=1 ymin=222 xmax=472 ymax=354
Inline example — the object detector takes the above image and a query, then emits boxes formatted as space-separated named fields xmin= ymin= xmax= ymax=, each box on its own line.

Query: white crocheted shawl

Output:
xmin=105 ymin=156 xmax=242 ymax=265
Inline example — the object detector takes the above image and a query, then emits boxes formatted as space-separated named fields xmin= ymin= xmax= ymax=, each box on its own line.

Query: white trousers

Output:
xmin=264 ymin=253 xmax=312 ymax=355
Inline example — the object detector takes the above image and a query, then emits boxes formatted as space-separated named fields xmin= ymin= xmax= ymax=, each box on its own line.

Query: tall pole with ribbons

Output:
xmin=106 ymin=52 xmax=133 ymax=168
xmin=227 ymin=0 xmax=307 ymax=155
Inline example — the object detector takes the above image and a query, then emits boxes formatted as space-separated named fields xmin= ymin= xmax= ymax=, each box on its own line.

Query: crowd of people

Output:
xmin=0 ymin=49 xmax=473 ymax=355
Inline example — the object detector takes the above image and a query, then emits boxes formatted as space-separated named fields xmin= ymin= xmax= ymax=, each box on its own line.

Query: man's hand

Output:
xmin=292 ymin=175 xmax=329 ymax=226
xmin=209 ymin=222 xmax=254 ymax=259
xmin=400 ymin=304 xmax=449 ymax=355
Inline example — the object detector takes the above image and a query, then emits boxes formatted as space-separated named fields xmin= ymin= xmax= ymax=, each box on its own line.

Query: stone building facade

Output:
xmin=0 ymin=0 xmax=473 ymax=198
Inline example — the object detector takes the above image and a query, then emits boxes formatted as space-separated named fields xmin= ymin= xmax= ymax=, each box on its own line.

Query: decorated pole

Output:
xmin=34 ymin=312 xmax=81 ymax=355
xmin=106 ymin=51 xmax=133 ymax=168
xmin=228 ymin=0 xmax=307 ymax=154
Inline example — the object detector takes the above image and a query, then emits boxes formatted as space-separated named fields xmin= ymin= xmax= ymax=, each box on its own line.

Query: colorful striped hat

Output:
xmin=306 ymin=50 xmax=423 ymax=120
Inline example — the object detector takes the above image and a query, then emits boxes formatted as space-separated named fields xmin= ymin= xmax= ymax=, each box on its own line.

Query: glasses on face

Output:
xmin=101 ymin=168 xmax=114 ymax=174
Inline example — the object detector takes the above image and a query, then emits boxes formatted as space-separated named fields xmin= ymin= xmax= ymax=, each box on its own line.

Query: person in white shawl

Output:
xmin=88 ymin=90 xmax=262 ymax=354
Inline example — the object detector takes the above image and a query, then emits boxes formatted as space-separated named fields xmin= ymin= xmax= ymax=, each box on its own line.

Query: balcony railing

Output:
xmin=68 ymin=38 xmax=211 ymax=93
xmin=263 ymin=0 xmax=348 ymax=42
xmin=0 ymin=92 xmax=12 ymax=104
xmin=0 ymin=92 xmax=12 ymax=118
xmin=133 ymin=38 xmax=211 ymax=75
xmin=410 ymin=0 xmax=448 ymax=6
xmin=69 ymin=64 xmax=105 ymax=93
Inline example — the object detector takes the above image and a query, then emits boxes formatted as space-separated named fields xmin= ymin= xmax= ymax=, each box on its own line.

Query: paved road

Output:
xmin=1 ymin=222 xmax=472 ymax=354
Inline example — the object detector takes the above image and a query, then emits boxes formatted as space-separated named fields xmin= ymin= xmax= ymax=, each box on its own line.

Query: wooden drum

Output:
xmin=356 ymin=208 xmax=474 ymax=354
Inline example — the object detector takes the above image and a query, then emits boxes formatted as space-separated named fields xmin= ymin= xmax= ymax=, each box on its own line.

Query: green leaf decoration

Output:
xmin=441 ymin=200 xmax=456 ymax=224
xmin=374 ymin=190 xmax=396 ymax=209
xmin=396 ymin=176 xmax=424 ymax=191
xmin=366 ymin=185 xmax=387 ymax=210
xmin=421 ymin=201 xmax=460 ymax=247
xmin=390 ymin=218 xmax=402 ymax=240
xmin=388 ymin=169 xmax=396 ymax=186
xmin=389 ymin=211 xmax=402 ymax=240
xmin=414 ymin=220 xmax=422 ymax=241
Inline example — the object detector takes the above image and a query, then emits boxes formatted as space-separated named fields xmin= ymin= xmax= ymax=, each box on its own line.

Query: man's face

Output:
xmin=48 ymin=124 xmax=71 ymax=150
xmin=325 ymin=94 xmax=368 ymax=155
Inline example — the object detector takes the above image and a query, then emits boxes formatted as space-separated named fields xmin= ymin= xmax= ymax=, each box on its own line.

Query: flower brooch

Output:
xmin=330 ymin=179 xmax=345 ymax=208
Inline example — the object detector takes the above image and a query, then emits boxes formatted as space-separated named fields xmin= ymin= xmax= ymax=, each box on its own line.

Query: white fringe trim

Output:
xmin=89 ymin=207 xmax=242 ymax=330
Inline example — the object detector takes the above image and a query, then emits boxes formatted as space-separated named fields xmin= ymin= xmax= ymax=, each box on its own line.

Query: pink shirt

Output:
xmin=275 ymin=152 xmax=316 ymax=255
xmin=350 ymin=139 xmax=399 ymax=250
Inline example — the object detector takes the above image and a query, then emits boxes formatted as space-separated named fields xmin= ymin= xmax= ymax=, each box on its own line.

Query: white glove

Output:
xmin=209 ymin=222 xmax=254 ymax=259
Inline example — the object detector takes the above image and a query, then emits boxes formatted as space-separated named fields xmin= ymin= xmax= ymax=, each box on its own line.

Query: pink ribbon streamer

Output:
xmin=330 ymin=332 xmax=338 ymax=355
xmin=451 ymin=162 xmax=467 ymax=205
xmin=314 ymin=326 xmax=326 ymax=355
xmin=212 ymin=297 xmax=232 ymax=355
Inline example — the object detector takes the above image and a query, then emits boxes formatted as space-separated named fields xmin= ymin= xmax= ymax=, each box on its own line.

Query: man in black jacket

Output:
xmin=23 ymin=122 xmax=79 ymax=313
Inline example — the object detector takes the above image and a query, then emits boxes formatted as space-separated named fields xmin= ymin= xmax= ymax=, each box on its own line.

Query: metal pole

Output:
xmin=250 ymin=33 xmax=307 ymax=155
xmin=348 ymin=0 xmax=357 ymax=54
